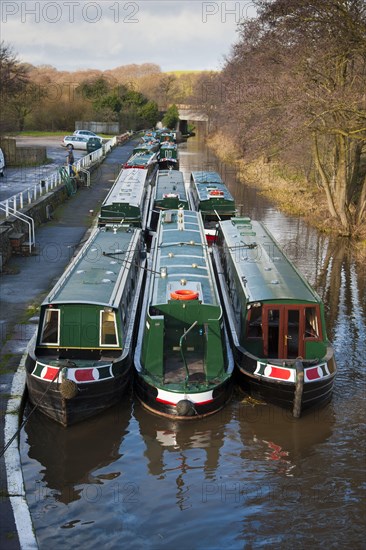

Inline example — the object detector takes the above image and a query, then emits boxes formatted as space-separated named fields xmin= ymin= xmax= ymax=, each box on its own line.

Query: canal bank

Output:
xmin=206 ymin=132 xmax=366 ymax=257
xmin=0 ymin=139 xmax=137 ymax=549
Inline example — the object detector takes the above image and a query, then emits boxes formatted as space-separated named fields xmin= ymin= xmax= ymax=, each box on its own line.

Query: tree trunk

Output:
xmin=334 ymin=135 xmax=351 ymax=231
xmin=312 ymin=132 xmax=339 ymax=219
xmin=356 ymin=172 xmax=366 ymax=225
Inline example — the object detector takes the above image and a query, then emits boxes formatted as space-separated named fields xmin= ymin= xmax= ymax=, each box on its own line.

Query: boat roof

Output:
xmin=191 ymin=171 xmax=223 ymax=184
xmin=195 ymin=181 xmax=235 ymax=202
xmin=102 ymin=168 xmax=148 ymax=207
xmin=218 ymin=218 xmax=321 ymax=303
xmin=45 ymin=226 xmax=140 ymax=307
xmin=151 ymin=210 xmax=219 ymax=306
xmin=134 ymin=144 xmax=157 ymax=152
xmin=160 ymin=141 xmax=177 ymax=148
xmin=154 ymin=170 xmax=187 ymax=202
xmin=124 ymin=151 xmax=157 ymax=167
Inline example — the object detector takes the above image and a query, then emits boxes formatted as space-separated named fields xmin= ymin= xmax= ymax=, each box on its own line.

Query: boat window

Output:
xmin=305 ymin=307 xmax=319 ymax=338
xmin=100 ymin=310 xmax=119 ymax=346
xmin=247 ymin=306 xmax=262 ymax=338
xmin=267 ymin=308 xmax=280 ymax=357
xmin=287 ymin=309 xmax=300 ymax=358
xmin=40 ymin=308 xmax=60 ymax=344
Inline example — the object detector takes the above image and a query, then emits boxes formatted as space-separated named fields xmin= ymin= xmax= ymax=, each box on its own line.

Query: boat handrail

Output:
xmin=179 ymin=321 xmax=198 ymax=385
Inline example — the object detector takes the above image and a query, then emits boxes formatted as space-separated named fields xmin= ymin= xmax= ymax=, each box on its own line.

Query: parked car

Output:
xmin=86 ymin=137 xmax=103 ymax=153
xmin=74 ymin=130 xmax=104 ymax=141
xmin=0 ymin=147 xmax=5 ymax=177
xmin=62 ymin=135 xmax=90 ymax=150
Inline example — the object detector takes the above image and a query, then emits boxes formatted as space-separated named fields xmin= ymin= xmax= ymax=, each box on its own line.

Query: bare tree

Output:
xmin=215 ymin=0 xmax=366 ymax=234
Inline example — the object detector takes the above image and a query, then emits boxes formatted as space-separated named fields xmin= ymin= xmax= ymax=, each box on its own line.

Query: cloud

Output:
xmin=1 ymin=1 xmax=255 ymax=71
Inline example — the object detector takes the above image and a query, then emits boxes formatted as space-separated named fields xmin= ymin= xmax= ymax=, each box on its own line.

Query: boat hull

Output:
xmin=134 ymin=374 xmax=232 ymax=420
xmin=234 ymin=350 xmax=336 ymax=416
xmin=25 ymin=354 xmax=132 ymax=427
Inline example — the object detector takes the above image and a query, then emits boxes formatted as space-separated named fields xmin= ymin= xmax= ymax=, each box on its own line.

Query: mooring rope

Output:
xmin=0 ymin=367 xmax=60 ymax=458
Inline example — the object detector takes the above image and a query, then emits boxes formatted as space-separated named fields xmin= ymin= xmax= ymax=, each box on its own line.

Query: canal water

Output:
xmin=20 ymin=133 xmax=365 ymax=549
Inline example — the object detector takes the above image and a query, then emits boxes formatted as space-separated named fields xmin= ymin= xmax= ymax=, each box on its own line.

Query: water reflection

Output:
xmin=23 ymin=401 xmax=131 ymax=505
xmin=134 ymin=402 xmax=226 ymax=510
xmin=235 ymin=398 xmax=335 ymax=476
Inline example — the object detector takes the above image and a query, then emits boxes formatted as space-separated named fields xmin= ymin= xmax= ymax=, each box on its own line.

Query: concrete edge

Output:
xmin=4 ymin=339 xmax=38 ymax=549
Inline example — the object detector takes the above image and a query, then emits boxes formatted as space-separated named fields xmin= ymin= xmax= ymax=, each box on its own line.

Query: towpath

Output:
xmin=0 ymin=139 xmax=136 ymax=549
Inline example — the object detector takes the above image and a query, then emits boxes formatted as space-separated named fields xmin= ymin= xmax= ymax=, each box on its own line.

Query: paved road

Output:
xmin=0 ymin=138 xmax=136 ymax=549
xmin=0 ymin=137 xmax=88 ymax=203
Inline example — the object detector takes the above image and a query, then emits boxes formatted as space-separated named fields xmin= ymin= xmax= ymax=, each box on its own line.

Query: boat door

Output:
xmin=61 ymin=305 xmax=99 ymax=348
xmin=263 ymin=305 xmax=302 ymax=359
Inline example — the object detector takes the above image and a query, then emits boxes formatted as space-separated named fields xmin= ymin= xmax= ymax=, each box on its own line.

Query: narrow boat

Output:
xmin=123 ymin=151 xmax=158 ymax=175
xmin=157 ymin=129 xmax=176 ymax=143
xmin=158 ymin=141 xmax=179 ymax=170
xmin=134 ymin=209 xmax=234 ymax=419
xmin=189 ymin=171 xmax=236 ymax=245
xmin=189 ymin=171 xmax=236 ymax=223
xmin=212 ymin=217 xmax=337 ymax=417
xmin=148 ymin=170 xmax=189 ymax=232
xmin=133 ymin=142 xmax=159 ymax=155
xmin=98 ymin=167 xmax=152 ymax=227
xmin=25 ymin=225 xmax=146 ymax=426
xmin=142 ymin=130 xmax=157 ymax=142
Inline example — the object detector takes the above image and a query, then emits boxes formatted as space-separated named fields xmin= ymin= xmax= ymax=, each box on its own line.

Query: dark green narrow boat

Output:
xmin=158 ymin=142 xmax=179 ymax=170
xmin=98 ymin=167 xmax=152 ymax=227
xmin=212 ymin=217 xmax=337 ymax=417
xmin=157 ymin=129 xmax=176 ymax=143
xmin=189 ymin=171 xmax=236 ymax=224
xmin=25 ymin=225 xmax=146 ymax=426
xmin=134 ymin=209 xmax=234 ymax=419
xmin=148 ymin=170 xmax=189 ymax=232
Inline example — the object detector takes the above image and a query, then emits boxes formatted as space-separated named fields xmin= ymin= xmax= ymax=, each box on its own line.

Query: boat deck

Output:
xmin=164 ymin=351 xmax=205 ymax=384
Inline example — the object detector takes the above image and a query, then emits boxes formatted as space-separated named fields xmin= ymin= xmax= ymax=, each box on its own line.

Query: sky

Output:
xmin=1 ymin=1 xmax=257 ymax=72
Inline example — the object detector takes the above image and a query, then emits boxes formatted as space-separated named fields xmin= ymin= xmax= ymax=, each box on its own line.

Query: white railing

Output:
xmin=0 ymin=204 xmax=35 ymax=254
xmin=0 ymin=137 xmax=118 ymax=219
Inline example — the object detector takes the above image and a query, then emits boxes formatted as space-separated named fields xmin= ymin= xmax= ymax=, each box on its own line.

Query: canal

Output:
xmin=20 ymin=132 xmax=366 ymax=549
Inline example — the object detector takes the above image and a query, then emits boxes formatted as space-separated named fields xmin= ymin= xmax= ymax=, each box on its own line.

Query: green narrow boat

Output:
xmin=189 ymin=171 xmax=237 ymax=244
xmin=158 ymin=142 xmax=179 ymax=170
xmin=212 ymin=217 xmax=337 ymax=417
xmin=148 ymin=170 xmax=189 ymax=232
xmin=98 ymin=167 xmax=152 ymax=227
xmin=134 ymin=209 xmax=234 ymax=419
xmin=189 ymin=171 xmax=236 ymax=223
xmin=25 ymin=225 xmax=146 ymax=426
